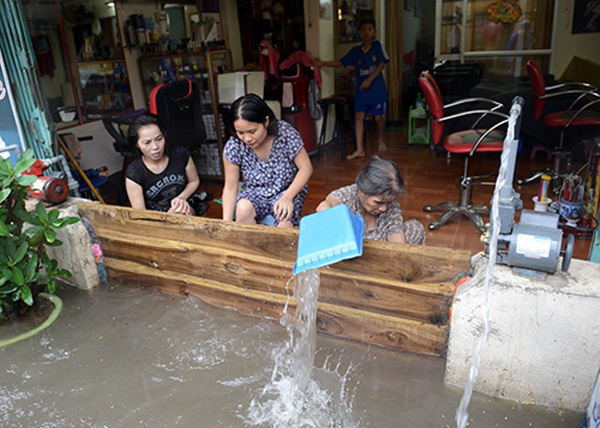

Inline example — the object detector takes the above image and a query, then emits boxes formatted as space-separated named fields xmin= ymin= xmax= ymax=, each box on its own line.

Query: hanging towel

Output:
xmin=258 ymin=40 xmax=280 ymax=81
xmin=281 ymin=82 xmax=294 ymax=108
xmin=279 ymin=51 xmax=322 ymax=88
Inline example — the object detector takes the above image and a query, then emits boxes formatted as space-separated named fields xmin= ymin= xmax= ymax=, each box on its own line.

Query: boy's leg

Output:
xmin=348 ymin=110 xmax=366 ymax=159
xmin=374 ymin=114 xmax=387 ymax=152
xmin=370 ymin=102 xmax=388 ymax=152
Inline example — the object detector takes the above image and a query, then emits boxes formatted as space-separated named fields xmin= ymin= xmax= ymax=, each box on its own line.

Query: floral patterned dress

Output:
xmin=223 ymin=120 xmax=308 ymax=226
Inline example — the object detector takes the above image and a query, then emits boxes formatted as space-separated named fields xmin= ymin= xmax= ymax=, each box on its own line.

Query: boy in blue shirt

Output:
xmin=313 ymin=18 xmax=389 ymax=160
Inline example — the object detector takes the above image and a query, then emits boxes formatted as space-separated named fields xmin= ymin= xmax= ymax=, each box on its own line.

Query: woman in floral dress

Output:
xmin=222 ymin=94 xmax=313 ymax=228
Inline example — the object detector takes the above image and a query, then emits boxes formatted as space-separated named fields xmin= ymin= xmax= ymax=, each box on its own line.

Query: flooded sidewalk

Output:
xmin=1 ymin=283 xmax=583 ymax=427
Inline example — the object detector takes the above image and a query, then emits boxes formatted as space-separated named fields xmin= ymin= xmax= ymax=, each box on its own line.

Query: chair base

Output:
xmin=517 ymin=149 xmax=572 ymax=193
xmin=423 ymin=178 xmax=489 ymax=233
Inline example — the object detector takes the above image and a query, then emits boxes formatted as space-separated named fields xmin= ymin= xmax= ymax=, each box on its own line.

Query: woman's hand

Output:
xmin=169 ymin=197 xmax=193 ymax=215
xmin=273 ymin=196 xmax=294 ymax=223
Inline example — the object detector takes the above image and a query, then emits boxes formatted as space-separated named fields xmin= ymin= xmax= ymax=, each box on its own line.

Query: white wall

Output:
xmin=552 ymin=0 xmax=600 ymax=77
xmin=61 ymin=120 xmax=124 ymax=175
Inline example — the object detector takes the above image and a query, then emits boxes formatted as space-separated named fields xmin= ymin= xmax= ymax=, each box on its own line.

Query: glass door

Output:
xmin=435 ymin=0 xmax=555 ymax=78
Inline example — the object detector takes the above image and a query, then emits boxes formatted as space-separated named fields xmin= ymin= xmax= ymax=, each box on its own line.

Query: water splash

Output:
xmin=455 ymin=105 xmax=519 ymax=428
xmin=244 ymin=269 xmax=358 ymax=427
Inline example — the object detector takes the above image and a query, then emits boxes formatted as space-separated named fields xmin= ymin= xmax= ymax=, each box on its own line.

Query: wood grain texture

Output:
xmin=79 ymin=201 xmax=471 ymax=355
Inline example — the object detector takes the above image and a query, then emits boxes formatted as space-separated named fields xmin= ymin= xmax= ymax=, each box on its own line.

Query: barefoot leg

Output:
xmin=348 ymin=112 xmax=366 ymax=159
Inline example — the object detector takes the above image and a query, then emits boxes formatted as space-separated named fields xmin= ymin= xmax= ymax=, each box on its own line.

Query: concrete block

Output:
xmin=27 ymin=197 xmax=101 ymax=290
xmin=445 ymin=254 xmax=600 ymax=411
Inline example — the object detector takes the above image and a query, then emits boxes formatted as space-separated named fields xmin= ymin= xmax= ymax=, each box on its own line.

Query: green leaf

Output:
xmin=55 ymin=268 xmax=72 ymax=278
xmin=24 ymin=253 xmax=38 ymax=282
xmin=20 ymin=284 xmax=33 ymax=306
xmin=63 ymin=216 xmax=80 ymax=226
xmin=47 ymin=278 xmax=57 ymax=294
xmin=44 ymin=228 xmax=57 ymax=243
xmin=4 ymin=238 xmax=16 ymax=256
xmin=35 ymin=201 xmax=49 ymax=224
xmin=46 ymin=239 xmax=63 ymax=247
xmin=0 ymin=188 xmax=10 ymax=204
xmin=0 ymin=283 xmax=19 ymax=295
xmin=16 ymin=174 xmax=38 ymax=187
xmin=16 ymin=210 xmax=40 ymax=225
xmin=1 ymin=267 xmax=12 ymax=281
xmin=0 ymin=219 xmax=9 ymax=236
xmin=48 ymin=209 xmax=60 ymax=224
xmin=13 ymin=149 xmax=35 ymax=175
xmin=13 ymin=241 xmax=29 ymax=264
xmin=0 ymin=158 xmax=12 ymax=176
xmin=11 ymin=266 xmax=25 ymax=286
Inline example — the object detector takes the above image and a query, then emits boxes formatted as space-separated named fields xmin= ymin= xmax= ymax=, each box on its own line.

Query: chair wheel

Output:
xmin=423 ymin=205 xmax=433 ymax=212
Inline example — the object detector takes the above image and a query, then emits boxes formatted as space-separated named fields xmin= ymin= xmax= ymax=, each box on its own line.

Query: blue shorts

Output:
xmin=354 ymin=100 xmax=387 ymax=117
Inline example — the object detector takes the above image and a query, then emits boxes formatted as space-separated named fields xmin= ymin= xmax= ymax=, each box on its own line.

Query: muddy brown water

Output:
xmin=0 ymin=283 xmax=584 ymax=427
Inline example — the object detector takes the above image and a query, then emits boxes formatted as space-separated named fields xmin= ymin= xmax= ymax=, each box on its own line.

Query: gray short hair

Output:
xmin=356 ymin=156 xmax=405 ymax=197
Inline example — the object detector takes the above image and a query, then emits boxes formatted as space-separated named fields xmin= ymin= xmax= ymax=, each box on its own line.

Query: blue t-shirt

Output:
xmin=340 ymin=40 xmax=389 ymax=106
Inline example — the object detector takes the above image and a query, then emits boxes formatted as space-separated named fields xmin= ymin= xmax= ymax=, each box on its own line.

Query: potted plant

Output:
xmin=0 ymin=149 xmax=79 ymax=320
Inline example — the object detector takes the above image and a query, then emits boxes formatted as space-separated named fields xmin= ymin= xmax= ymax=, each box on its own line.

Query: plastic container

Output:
xmin=532 ymin=196 xmax=552 ymax=212
xmin=293 ymin=204 xmax=364 ymax=275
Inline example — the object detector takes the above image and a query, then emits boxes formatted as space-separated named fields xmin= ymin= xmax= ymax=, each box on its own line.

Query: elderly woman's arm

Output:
xmin=387 ymin=231 xmax=407 ymax=244
xmin=316 ymin=195 xmax=341 ymax=212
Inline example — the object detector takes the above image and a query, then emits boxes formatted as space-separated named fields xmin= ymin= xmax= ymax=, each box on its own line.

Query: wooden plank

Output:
xmin=105 ymin=258 xmax=448 ymax=355
xmin=97 ymin=230 xmax=458 ymax=323
xmin=78 ymin=201 xmax=472 ymax=355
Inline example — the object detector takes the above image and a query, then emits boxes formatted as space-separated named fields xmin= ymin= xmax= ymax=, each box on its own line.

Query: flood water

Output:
xmin=1 ymin=281 xmax=584 ymax=427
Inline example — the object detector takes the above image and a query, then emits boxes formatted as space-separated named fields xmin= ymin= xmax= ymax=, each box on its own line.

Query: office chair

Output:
xmin=517 ymin=60 xmax=600 ymax=188
xmin=419 ymin=71 xmax=510 ymax=233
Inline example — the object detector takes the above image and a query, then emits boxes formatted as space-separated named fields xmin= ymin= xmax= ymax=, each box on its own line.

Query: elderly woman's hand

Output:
xmin=169 ymin=197 xmax=194 ymax=215
xmin=273 ymin=196 xmax=294 ymax=223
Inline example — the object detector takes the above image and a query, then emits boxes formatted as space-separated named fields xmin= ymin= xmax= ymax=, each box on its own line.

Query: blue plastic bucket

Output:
xmin=293 ymin=204 xmax=365 ymax=275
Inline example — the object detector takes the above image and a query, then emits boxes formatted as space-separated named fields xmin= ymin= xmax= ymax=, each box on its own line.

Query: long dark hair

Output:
xmin=127 ymin=113 xmax=169 ymax=159
xmin=227 ymin=93 xmax=278 ymax=136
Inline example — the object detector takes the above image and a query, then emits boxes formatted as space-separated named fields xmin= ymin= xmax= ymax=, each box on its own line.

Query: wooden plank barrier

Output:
xmin=78 ymin=201 xmax=472 ymax=356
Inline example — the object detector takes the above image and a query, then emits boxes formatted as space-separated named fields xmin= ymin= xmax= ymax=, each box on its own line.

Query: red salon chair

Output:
xmin=419 ymin=71 xmax=510 ymax=233
xmin=518 ymin=60 xmax=600 ymax=187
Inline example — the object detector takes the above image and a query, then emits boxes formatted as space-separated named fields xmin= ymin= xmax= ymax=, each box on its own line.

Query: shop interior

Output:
xmin=10 ymin=0 xmax=600 ymax=260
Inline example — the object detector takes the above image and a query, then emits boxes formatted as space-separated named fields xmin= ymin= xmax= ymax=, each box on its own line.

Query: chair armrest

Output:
xmin=547 ymin=81 xmax=598 ymax=93
xmin=445 ymin=97 xmax=504 ymax=111
xmin=440 ymin=108 xmax=509 ymax=132
xmin=566 ymin=98 xmax=600 ymax=127
xmin=468 ymin=118 xmax=509 ymax=157
xmin=568 ymin=90 xmax=600 ymax=110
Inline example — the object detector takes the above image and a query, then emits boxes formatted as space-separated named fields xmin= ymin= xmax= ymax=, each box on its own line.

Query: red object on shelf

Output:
xmin=280 ymin=64 xmax=318 ymax=155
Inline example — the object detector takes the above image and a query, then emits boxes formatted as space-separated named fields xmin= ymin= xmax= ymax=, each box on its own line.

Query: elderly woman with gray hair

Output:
xmin=316 ymin=156 xmax=426 ymax=245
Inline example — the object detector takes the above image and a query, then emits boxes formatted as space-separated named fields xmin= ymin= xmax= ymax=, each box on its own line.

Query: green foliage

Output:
xmin=0 ymin=149 xmax=79 ymax=316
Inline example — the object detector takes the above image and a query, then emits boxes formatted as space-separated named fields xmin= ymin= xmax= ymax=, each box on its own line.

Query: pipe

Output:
xmin=0 ymin=293 xmax=63 ymax=348
xmin=42 ymin=154 xmax=80 ymax=197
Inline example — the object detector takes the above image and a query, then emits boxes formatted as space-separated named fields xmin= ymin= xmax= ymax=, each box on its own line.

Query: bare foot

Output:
xmin=346 ymin=150 xmax=365 ymax=160
xmin=378 ymin=143 xmax=388 ymax=152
